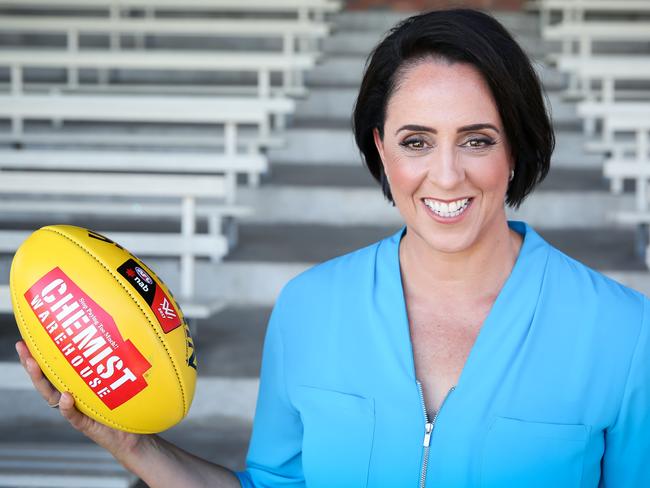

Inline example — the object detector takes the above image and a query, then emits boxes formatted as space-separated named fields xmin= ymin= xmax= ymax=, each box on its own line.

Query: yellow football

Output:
xmin=10 ymin=225 xmax=197 ymax=434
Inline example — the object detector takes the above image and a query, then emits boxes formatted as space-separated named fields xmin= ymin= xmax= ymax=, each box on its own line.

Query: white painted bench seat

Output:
xmin=543 ymin=21 xmax=650 ymax=97
xmin=543 ymin=22 xmax=650 ymax=54
xmin=604 ymin=159 xmax=650 ymax=205
xmin=0 ymin=16 xmax=331 ymax=37
xmin=0 ymin=16 xmax=330 ymax=54
xmin=0 ymin=93 xmax=294 ymax=155
xmin=577 ymin=101 xmax=650 ymax=140
xmin=0 ymin=198 xmax=251 ymax=230
xmin=0 ymin=171 xmax=229 ymax=298
xmin=0 ymin=148 xmax=266 ymax=172
xmin=0 ymin=442 xmax=137 ymax=488
xmin=555 ymin=55 xmax=650 ymax=102
xmin=0 ymin=94 xmax=291 ymax=124
xmin=610 ymin=211 xmax=650 ymax=226
xmin=576 ymin=101 xmax=650 ymax=121
xmin=0 ymin=132 xmax=286 ymax=156
xmin=0 ymin=0 xmax=342 ymax=20
xmin=0 ymin=15 xmax=329 ymax=88
xmin=0 ymin=148 xmax=267 ymax=199
xmin=0 ymin=49 xmax=317 ymax=97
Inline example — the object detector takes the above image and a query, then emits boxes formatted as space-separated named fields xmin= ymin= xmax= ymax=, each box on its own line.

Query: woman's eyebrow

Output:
xmin=395 ymin=124 xmax=436 ymax=135
xmin=457 ymin=123 xmax=500 ymax=133
xmin=394 ymin=123 xmax=500 ymax=136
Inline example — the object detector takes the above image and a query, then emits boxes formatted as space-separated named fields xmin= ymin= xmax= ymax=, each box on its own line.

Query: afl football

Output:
xmin=10 ymin=225 xmax=197 ymax=433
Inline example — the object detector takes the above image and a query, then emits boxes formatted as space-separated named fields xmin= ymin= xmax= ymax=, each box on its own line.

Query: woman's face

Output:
xmin=373 ymin=59 xmax=514 ymax=256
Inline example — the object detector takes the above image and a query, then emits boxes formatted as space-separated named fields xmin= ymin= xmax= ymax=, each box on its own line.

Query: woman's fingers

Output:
xmin=58 ymin=391 xmax=136 ymax=454
xmin=59 ymin=392 xmax=90 ymax=431
xmin=15 ymin=340 xmax=140 ymax=459
xmin=15 ymin=340 xmax=61 ymax=407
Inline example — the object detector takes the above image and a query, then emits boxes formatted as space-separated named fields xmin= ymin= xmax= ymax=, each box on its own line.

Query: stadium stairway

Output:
xmin=1 ymin=8 xmax=647 ymax=481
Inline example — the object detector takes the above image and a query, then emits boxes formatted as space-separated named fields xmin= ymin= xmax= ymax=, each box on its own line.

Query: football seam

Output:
xmin=44 ymin=227 xmax=188 ymax=423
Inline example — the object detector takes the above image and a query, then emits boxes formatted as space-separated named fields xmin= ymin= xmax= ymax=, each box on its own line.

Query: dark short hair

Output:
xmin=352 ymin=9 xmax=554 ymax=208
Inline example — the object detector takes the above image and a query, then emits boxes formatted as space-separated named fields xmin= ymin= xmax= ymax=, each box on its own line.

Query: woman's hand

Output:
xmin=15 ymin=340 xmax=144 ymax=463
xmin=15 ymin=340 xmax=242 ymax=487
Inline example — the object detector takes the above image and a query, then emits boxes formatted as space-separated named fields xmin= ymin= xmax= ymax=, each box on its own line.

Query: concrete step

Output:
xmin=0 ymin=303 xmax=264 ymax=424
xmin=225 ymin=223 xmax=645 ymax=271
xmin=1 ymin=306 xmax=254 ymax=456
xmin=0 ymin=167 xmax=621 ymax=231
xmin=137 ymin=225 xmax=649 ymax=305
xmin=0 ymin=392 xmax=251 ymax=473
xmin=295 ymin=87 xmax=579 ymax=125
xmin=268 ymin=124 xmax=603 ymax=167
xmin=3 ymin=221 xmax=642 ymax=307
xmin=306 ymin=55 xmax=566 ymax=90
xmin=323 ymin=28 xmax=557 ymax=60
xmin=332 ymin=11 xmax=539 ymax=36
xmin=264 ymin=164 xmax=615 ymax=192
xmin=237 ymin=185 xmax=632 ymax=228
xmin=0 ymin=418 xmax=251 ymax=475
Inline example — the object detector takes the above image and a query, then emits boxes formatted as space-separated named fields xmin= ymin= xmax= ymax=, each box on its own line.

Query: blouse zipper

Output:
xmin=417 ymin=381 xmax=455 ymax=488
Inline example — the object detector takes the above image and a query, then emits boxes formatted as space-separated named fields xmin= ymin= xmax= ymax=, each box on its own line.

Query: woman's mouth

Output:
xmin=423 ymin=197 xmax=472 ymax=219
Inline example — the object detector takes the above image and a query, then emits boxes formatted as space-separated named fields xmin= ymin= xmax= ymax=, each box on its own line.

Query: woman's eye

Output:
xmin=462 ymin=137 xmax=495 ymax=149
xmin=399 ymin=137 xmax=428 ymax=150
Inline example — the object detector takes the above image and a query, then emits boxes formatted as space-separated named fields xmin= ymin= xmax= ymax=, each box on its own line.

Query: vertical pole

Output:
xmin=11 ymin=65 xmax=21 ymax=95
xmin=282 ymin=33 xmax=294 ymax=93
xmin=602 ymin=78 xmax=614 ymax=103
xmin=637 ymin=129 xmax=648 ymax=162
xmin=258 ymin=69 xmax=270 ymax=98
xmin=224 ymin=122 xmax=237 ymax=156
xmin=181 ymin=196 xmax=195 ymax=298
xmin=109 ymin=3 xmax=120 ymax=50
xmin=67 ymin=30 xmax=79 ymax=88
xmin=225 ymin=172 xmax=236 ymax=204
xmin=636 ymin=176 xmax=646 ymax=212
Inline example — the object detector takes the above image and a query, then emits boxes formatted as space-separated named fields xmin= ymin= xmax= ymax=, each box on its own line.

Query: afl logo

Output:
xmin=135 ymin=267 xmax=153 ymax=285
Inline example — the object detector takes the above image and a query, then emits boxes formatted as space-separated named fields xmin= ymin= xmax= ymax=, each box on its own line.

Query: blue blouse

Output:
xmin=236 ymin=221 xmax=650 ymax=487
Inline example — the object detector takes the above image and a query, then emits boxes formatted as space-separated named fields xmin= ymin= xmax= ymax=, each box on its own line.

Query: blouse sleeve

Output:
xmin=235 ymin=290 xmax=306 ymax=488
xmin=600 ymin=296 xmax=650 ymax=486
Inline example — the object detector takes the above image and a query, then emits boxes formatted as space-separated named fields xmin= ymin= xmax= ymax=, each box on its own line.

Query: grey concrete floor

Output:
xmin=263 ymin=163 xmax=615 ymax=192
xmin=0 ymin=416 xmax=252 ymax=486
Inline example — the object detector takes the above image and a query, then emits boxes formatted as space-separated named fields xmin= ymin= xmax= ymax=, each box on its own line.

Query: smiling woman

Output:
xmin=14 ymin=8 xmax=650 ymax=488
xmin=236 ymin=9 xmax=650 ymax=487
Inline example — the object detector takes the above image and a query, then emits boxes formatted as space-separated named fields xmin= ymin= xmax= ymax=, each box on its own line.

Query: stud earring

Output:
xmin=509 ymin=169 xmax=515 ymax=182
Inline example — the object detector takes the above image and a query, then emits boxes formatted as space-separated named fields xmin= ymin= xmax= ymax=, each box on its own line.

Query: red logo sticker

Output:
xmin=24 ymin=267 xmax=152 ymax=410
xmin=117 ymin=259 xmax=182 ymax=334
xmin=152 ymin=286 xmax=181 ymax=333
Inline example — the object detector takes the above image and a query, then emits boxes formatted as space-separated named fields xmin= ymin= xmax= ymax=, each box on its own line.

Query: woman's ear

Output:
xmin=372 ymin=127 xmax=384 ymax=156
xmin=373 ymin=127 xmax=388 ymax=177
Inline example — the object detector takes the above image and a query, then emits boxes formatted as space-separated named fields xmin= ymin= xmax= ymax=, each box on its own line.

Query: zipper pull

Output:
xmin=423 ymin=422 xmax=433 ymax=447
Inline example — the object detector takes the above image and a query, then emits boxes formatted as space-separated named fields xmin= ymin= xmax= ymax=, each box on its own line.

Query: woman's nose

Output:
xmin=426 ymin=145 xmax=465 ymax=190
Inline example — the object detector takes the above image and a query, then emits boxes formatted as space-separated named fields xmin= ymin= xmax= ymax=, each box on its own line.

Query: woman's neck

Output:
xmin=399 ymin=220 xmax=523 ymax=299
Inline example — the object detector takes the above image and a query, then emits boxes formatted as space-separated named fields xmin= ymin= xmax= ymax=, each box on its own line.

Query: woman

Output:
xmin=16 ymin=9 xmax=650 ymax=487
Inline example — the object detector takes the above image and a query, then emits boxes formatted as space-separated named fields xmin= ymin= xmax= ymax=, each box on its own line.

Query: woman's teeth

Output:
xmin=423 ymin=198 xmax=471 ymax=218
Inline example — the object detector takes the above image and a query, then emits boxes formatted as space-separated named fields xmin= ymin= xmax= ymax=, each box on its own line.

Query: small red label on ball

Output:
xmin=24 ymin=267 xmax=152 ymax=410
xmin=117 ymin=259 xmax=182 ymax=334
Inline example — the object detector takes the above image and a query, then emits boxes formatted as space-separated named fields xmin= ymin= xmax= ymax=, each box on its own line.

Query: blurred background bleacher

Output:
xmin=1 ymin=0 xmax=649 ymax=486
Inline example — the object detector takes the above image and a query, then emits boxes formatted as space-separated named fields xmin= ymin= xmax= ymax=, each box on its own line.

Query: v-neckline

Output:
xmin=390 ymin=221 xmax=548 ymax=408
